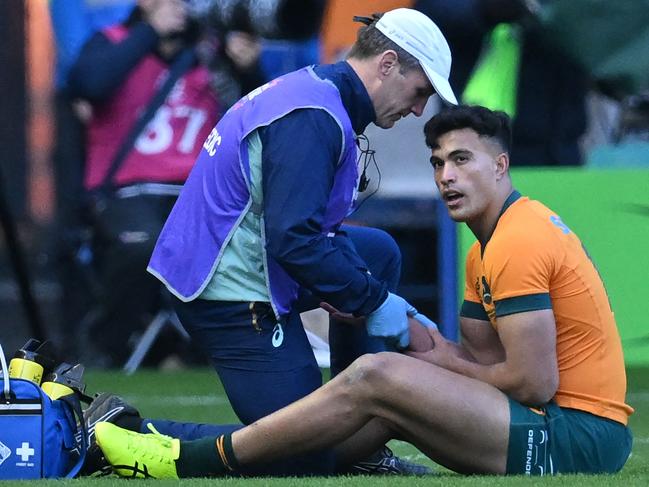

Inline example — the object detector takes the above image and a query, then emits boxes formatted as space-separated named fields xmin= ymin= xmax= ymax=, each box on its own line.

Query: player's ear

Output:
xmin=495 ymin=152 xmax=509 ymax=180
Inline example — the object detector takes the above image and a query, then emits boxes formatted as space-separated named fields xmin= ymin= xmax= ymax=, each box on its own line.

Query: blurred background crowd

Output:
xmin=0 ymin=0 xmax=648 ymax=370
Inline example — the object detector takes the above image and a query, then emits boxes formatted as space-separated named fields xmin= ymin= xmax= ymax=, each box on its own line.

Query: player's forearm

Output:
xmin=441 ymin=354 xmax=553 ymax=405
xmin=446 ymin=341 xmax=478 ymax=362
xmin=460 ymin=340 xmax=506 ymax=365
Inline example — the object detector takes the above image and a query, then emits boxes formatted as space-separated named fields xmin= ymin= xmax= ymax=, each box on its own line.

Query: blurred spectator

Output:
xmin=65 ymin=0 xmax=263 ymax=366
xmin=588 ymin=92 xmax=649 ymax=167
xmin=415 ymin=0 xmax=589 ymax=166
xmin=199 ymin=0 xmax=327 ymax=82
xmin=50 ymin=0 xmax=136 ymax=90
xmin=49 ymin=0 xmax=136 ymax=223
xmin=48 ymin=0 xmax=136 ymax=357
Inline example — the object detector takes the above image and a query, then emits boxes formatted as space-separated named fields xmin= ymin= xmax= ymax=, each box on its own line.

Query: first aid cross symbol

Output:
xmin=16 ymin=442 xmax=34 ymax=462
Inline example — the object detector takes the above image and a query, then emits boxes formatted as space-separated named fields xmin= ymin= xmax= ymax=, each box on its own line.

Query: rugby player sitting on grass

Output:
xmin=95 ymin=105 xmax=633 ymax=477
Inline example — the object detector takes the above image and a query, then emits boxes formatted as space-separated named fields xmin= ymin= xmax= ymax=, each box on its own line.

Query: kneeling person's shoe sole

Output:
xmin=95 ymin=422 xmax=180 ymax=479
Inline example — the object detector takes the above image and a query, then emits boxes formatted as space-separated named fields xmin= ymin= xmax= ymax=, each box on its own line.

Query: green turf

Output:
xmin=20 ymin=366 xmax=649 ymax=486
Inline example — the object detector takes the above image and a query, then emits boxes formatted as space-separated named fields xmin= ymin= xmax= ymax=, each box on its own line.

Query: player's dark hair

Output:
xmin=347 ymin=13 xmax=420 ymax=74
xmin=424 ymin=105 xmax=512 ymax=154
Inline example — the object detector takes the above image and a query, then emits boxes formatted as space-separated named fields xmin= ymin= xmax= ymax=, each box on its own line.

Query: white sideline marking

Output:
xmin=635 ymin=437 xmax=649 ymax=444
xmin=124 ymin=394 xmax=229 ymax=406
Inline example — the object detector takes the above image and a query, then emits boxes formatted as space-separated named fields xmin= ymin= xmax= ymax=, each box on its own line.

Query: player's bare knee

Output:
xmin=332 ymin=354 xmax=384 ymax=409
xmin=343 ymin=353 xmax=395 ymax=390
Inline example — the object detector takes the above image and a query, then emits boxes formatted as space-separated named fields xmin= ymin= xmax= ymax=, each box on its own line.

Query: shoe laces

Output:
xmin=126 ymin=423 xmax=175 ymax=465
xmin=380 ymin=447 xmax=395 ymax=459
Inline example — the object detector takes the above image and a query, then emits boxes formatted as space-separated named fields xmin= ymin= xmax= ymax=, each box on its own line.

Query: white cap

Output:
xmin=376 ymin=8 xmax=457 ymax=105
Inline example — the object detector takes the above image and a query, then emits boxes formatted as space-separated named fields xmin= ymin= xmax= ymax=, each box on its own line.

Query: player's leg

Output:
xmin=141 ymin=419 xmax=243 ymax=441
xmin=95 ymin=352 xmax=509 ymax=477
xmin=231 ymin=352 xmax=510 ymax=474
xmin=96 ymin=354 xmax=633 ymax=477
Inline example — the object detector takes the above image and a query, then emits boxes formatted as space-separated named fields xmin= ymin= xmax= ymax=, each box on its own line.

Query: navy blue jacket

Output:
xmin=259 ymin=62 xmax=388 ymax=316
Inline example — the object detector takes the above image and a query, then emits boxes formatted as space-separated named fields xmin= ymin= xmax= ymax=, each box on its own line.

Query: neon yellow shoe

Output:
xmin=95 ymin=422 xmax=180 ymax=479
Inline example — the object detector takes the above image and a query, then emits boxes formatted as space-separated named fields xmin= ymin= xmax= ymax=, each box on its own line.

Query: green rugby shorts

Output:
xmin=506 ymin=399 xmax=632 ymax=475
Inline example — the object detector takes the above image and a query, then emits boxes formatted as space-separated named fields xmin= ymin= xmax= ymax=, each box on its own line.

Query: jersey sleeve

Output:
xmin=485 ymin=229 xmax=557 ymax=318
xmin=460 ymin=242 xmax=489 ymax=321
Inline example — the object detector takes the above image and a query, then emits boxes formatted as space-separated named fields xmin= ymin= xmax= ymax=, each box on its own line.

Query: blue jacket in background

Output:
xmin=49 ymin=0 xmax=135 ymax=90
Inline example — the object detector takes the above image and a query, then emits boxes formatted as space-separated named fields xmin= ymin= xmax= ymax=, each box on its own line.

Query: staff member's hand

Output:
xmin=406 ymin=304 xmax=438 ymax=330
xmin=319 ymin=302 xmax=364 ymax=326
xmin=366 ymin=292 xmax=412 ymax=349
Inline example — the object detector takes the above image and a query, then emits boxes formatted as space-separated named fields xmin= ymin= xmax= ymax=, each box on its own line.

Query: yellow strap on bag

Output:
xmin=462 ymin=23 xmax=522 ymax=118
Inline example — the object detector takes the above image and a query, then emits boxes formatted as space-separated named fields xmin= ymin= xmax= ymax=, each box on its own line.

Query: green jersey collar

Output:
xmin=480 ymin=189 xmax=522 ymax=255
xmin=499 ymin=189 xmax=522 ymax=219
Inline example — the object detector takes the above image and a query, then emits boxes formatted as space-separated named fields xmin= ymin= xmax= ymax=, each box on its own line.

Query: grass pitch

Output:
xmin=19 ymin=366 xmax=649 ymax=486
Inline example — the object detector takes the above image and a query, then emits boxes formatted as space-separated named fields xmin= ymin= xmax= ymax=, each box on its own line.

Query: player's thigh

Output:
xmin=175 ymin=300 xmax=322 ymax=424
xmin=349 ymin=352 xmax=510 ymax=474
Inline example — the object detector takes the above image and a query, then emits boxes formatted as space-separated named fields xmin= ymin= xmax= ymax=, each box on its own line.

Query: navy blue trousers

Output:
xmin=145 ymin=225 xmax=401 ymax=475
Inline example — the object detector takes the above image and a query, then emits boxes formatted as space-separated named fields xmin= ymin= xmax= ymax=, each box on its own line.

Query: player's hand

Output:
xmin=319 ymin=302 xmax=364 ymax=326
xmin=366 ymin=292 xmax=410 ymax=349
xmin=406 ymin=316 xmax=435 ymax=353
xmin=405 ymin=327 xmax=452 ymax=367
